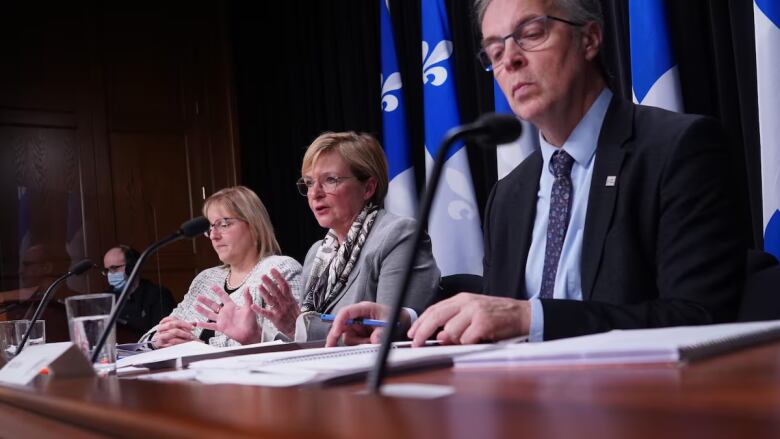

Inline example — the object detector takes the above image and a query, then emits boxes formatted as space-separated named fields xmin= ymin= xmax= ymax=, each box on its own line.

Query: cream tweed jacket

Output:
xmin=140 ymin=255 xmax=303 ymax=346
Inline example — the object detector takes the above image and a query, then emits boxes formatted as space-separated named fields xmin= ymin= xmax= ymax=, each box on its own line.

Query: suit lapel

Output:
xmin=505 ymin=152 xmax=542 ymax=298
xmin=581 ymin=98 xmax=633 ymax=299
xmin=324 ymin=265 xmax=362 ymax=313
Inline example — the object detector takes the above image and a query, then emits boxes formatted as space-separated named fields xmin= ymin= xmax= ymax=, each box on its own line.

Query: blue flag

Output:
xmin=754 ymin=0 xmax=780 ymax=258
xmin=422 ymin=0 xmax=483 ymax=275
xmin=380 ymin=0 xmax=416 ymax=218
xmin=493 ymin=80 xmax=538 ymax=179
xmin=629 ymin=0 xmax=683 ymax=111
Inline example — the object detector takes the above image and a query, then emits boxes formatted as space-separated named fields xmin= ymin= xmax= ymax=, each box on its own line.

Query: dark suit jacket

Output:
xmin=482 ymin=96 xmax=747 ymax=340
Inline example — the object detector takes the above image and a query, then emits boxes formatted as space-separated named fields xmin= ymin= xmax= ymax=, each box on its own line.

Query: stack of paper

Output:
xmin=454 ymin=320 xmax=780 ymax=368
xmin=139 ymin=343 xmax=494 ymax=387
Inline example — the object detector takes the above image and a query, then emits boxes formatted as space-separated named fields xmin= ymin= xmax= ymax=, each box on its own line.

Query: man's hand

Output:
xmin=407 ymin=293 xmax=531 ymax=346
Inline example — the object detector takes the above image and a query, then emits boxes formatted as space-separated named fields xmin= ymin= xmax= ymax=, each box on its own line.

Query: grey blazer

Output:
xmin=299 ymin=209 xmax=440 ymax=340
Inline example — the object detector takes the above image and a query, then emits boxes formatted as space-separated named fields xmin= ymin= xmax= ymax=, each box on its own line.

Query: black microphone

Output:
xmin=449 ymin=112 xmax=524 ymax=146
xmin=91 ymin=216 xmax=210 ymax=364
xmin=366 ymin=113 xmax=522 ymax=393
xmin=15 ymin=259 xmax=95 ymax=355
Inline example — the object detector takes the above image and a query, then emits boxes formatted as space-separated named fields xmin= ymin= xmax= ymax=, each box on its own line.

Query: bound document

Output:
xmin=454 ymin=320 xmax=780 ymax=368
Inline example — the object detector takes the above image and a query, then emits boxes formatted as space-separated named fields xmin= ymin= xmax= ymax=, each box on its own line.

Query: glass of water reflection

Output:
xmin=0 ymin=320 xmax=45 ymax=363
xmin=65 ymin=293 xmax=116 ymax=375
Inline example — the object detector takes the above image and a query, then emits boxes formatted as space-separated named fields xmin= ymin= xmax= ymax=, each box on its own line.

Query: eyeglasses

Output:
xmin=296 ymin=175 xmax=356 ymax=197
xmin=204 ymin=217 xmax=246 ymax=237
xmin=100 ymin=264 xmax=126 ymax=276
xmin=477 ymin=15 xmax=584 ymax=72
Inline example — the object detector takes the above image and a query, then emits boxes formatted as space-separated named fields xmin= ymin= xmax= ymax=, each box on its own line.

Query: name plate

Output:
xmin=0 ymin=342 xmax=95 ymax=386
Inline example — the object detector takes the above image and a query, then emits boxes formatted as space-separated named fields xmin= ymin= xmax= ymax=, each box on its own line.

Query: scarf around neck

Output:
xmin=301 ymin=203 xmax=379 ymax=313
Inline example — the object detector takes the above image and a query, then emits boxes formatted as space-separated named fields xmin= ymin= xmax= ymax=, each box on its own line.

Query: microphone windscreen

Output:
xmin=180 ymin=216 xmax=210 ymax=238
xmin=474 ymin=113 xmax=523 ymax=144
xmin=70 ymin=259 xmax=95 ymax=275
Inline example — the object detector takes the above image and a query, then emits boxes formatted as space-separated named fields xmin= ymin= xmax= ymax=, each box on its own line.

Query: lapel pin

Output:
xmin=605 ymin=176 xmax=616 ymax=187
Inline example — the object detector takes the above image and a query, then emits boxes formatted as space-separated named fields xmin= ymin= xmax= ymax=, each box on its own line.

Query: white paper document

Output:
xmin=116 ymin=339 xmax=287 ymax=369
xmin=116 ymin=341 xmax=217 ymax=369
xmin=454 ymin=320 xmax=780 ymax=368
xmin=137 ymin=343 xmax=494 ymax=387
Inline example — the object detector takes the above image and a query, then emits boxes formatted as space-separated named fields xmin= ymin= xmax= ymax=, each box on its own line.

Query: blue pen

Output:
xmin=320 ymin=313 xmax=388 ymax=327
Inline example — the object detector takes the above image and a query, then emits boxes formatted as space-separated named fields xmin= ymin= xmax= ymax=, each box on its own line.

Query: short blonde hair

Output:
xmin=301 ymin=132 xmax=389 ymax=206
xmin=202 ymin=186 xmax=281 ymax=258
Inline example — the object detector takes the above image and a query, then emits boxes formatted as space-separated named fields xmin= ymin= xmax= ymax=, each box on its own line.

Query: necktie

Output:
xmin=540 ymin=150 xmax=574 ymax=299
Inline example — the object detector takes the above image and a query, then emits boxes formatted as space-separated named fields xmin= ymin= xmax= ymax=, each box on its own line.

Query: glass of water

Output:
xmin=65 ymin=293 xmax=116 ymax=375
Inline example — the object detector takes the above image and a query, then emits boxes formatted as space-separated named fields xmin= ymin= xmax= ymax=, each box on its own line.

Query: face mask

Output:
xmin=107 ymin=271 xmax=127 ymax=292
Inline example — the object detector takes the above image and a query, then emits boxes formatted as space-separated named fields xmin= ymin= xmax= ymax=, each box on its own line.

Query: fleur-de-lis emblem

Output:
xmin=380 ymin=72 xmax=403 ymax=112
xmin=422 ymin=40 xmax=453 ymax=86
xmin=445 ymin=166 xmax=478 ymax=220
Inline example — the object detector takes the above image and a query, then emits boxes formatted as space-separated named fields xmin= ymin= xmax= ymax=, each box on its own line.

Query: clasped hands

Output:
xmin=151 ymin=268 xmax=298 ymax=348
xmin=324 ymin=293 xmax=532 ymax=347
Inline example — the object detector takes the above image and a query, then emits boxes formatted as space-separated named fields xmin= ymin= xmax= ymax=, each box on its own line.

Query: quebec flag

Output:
xmin=493 ymin=80 xmax=538 ymax=179
xmin=754 ymin=0 xmax=780 ymax=258
xmin=628 ymin=0 xmax=683 ymax=111
xmin=380 ymin=0 xmax=416 ymax=218
xmin=421 ymin=0 xmax=483 ymax=275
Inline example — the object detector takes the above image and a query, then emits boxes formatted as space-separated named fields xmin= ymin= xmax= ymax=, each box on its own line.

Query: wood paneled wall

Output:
xmin=0 ymin=1 xmax=238 ymax=304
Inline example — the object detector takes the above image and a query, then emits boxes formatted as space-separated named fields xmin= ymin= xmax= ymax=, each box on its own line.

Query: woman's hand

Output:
xmin=194 ymin=286 xmax=262 ymax=345
xmin=325 ymin=302 xmax=391 ymax=347
xmin=151 ymin=316 xmax=195 ymax=348
xmin=250 ymin=268 xmax=300 ymax=338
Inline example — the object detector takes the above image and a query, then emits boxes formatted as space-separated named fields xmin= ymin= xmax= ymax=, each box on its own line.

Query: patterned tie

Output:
xmin=540 ymin=150 xmax=575 ymax=299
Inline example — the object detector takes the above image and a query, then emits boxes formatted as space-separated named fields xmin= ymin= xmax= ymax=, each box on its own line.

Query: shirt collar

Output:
xmin=539 ymin=88 xmax=613 ymax=168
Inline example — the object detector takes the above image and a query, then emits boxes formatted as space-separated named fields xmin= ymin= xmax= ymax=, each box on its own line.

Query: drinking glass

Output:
xmin=65 ymin=293 xmax=116 ymax=375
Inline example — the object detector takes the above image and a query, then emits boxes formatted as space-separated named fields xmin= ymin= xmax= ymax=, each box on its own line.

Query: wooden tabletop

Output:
xmin=1 ymin=342 xmax=780 ymax=438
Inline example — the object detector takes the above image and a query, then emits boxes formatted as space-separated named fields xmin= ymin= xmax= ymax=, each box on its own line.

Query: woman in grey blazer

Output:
xmin=291 ymin=131 xmax=439 ymax=341
xmin=215 ymin=132 xmax=439 ymax=342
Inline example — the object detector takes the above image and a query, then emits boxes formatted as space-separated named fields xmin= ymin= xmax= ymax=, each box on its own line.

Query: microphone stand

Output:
xmin=16 ymin=259 xmax=94 ymax=355
xmin=365 ymin=114 xmax=521 ymax=393
xmin=91 ymin=217 xmax=209 ymax=364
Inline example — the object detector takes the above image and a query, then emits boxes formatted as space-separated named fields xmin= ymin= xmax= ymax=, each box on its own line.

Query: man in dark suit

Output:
xmin=102 ymin=245 xmax=176 ymax=342
xmin=325 ymin=0 xmax=747 ymax=346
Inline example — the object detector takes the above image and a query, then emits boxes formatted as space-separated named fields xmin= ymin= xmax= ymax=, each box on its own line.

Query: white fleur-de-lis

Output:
xmin=422 ymin=40 xmax=453 ymax=86
xmin=445 ymin=167 xmax=477 ymax=220
xmin=380 ymin=72 xmax=403 ymax=112
xmin=448 ymin=199 xmax=476 ymax=220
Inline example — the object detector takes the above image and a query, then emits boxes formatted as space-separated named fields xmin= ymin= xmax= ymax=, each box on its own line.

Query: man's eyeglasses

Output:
xmin=204 ymin=217 xmax=246 ymax=237
xmin=296 ymin=175 xmax=356 ymax=197
xmin=101 ymin=264 xmax=126 ymax=276
xmin=477 ymin=15 xmax=584 ymax=72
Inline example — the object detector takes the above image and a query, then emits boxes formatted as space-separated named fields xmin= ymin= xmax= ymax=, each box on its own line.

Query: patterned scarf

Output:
xmin=301 ymin=203 xmax=379 ymax=313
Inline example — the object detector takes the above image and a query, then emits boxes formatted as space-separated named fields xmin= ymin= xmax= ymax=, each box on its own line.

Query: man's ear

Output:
xmin=581 ymin=21 xmax=603 ymax=61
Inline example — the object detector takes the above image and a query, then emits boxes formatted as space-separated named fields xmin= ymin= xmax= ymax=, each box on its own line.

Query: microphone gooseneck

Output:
xmin=91 ymin=216 xmax=209 ymax=363
xmin=366 ymin=113 xmax=521 ymax=394
xmin=16 ymin=259 xmax=95 ymax=355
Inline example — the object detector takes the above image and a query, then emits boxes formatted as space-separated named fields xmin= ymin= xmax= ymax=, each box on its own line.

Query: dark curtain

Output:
xmin=230 ymin=0 xmax=761 ymax=263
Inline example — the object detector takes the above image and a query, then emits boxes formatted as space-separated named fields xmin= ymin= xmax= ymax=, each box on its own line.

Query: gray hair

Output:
xmin=474 ymin=0 xmax=604 ymax=34
xmin=473 ymin=0 xmax=608 ymax=80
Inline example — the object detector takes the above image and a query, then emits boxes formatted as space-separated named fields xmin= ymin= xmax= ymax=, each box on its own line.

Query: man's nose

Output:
xmin=501 ymin=39 xmax=527 ymax=71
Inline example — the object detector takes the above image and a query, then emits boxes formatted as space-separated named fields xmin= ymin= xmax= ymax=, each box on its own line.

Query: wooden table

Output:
xmin=1 ymin=342 xmax=779 ymax=438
